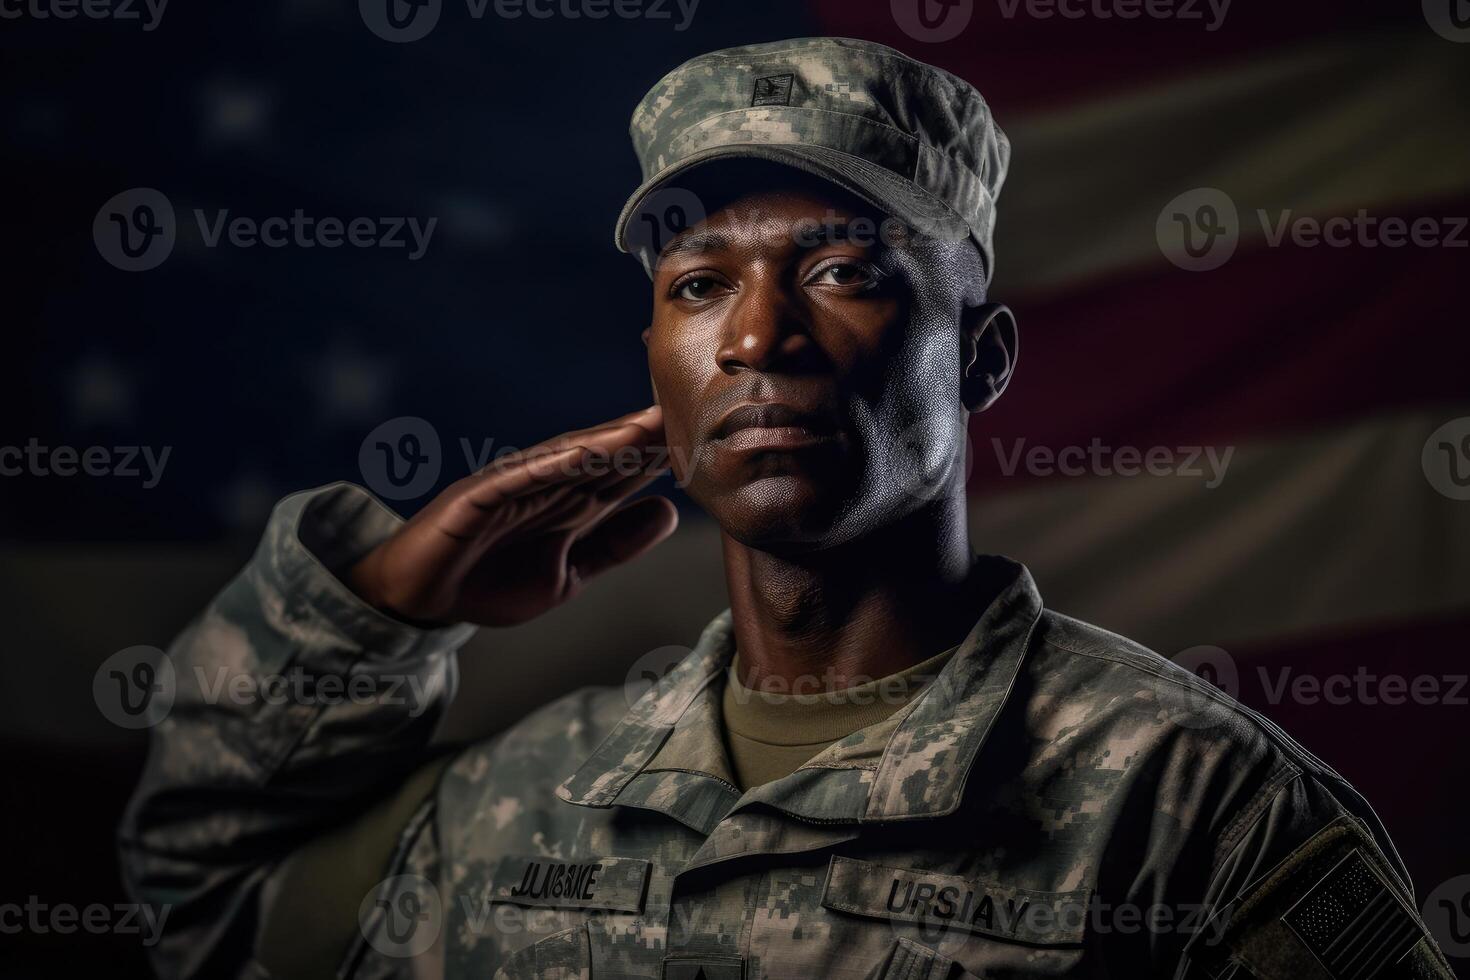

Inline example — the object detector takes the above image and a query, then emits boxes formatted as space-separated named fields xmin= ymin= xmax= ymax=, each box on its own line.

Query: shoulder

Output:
xmin=1019 ymin=611 xmax=1369 ymax=859
xmin=439 ymin=685 xmax=628 ymax=801
xmin=1029 ymin=609 xmax=1335 ymax=775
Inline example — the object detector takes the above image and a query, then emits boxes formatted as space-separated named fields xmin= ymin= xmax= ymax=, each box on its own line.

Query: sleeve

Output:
xmin=1177 ymin=771 xmax=1456 ymax=980
xmin=116 ymin=482 xmax=478 ymax=979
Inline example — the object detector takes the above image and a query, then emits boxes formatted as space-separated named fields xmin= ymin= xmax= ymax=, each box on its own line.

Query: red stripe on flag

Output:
xmin=1223 ymin=612 xmax=1470 ymax=893
xmin=967 ymin=194 xmax=1470 ymax=486
xmin=807 ymin=0 xmax=1426 ymax=113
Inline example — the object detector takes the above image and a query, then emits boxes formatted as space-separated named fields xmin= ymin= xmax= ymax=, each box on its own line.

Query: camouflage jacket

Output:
xmin=119 ymin=483 xmax=1454 ymax=980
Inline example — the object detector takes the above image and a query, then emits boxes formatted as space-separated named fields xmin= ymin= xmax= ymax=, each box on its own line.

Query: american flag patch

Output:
xmin=750 ymin=74 xmax=794 ymax=108
xmin=1283 ymin=849 xmax=1422 ymax=980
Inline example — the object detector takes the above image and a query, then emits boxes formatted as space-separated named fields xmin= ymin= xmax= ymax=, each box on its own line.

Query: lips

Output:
xmin=710 ymin=402 xmax=840 ymax=454
xmin=714 ymin=403 xmax=835 ymax=440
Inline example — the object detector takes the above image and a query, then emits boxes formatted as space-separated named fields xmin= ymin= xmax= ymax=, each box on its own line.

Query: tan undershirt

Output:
xmin=720 ymin=645 xmax=959 ymax=790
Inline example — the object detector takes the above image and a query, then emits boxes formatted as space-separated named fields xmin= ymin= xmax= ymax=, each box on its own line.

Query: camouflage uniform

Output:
xmin=121 ymin=37 xmax=1455 ymax=980
xmin=119 ymin=484 xmax=1456 ymax=979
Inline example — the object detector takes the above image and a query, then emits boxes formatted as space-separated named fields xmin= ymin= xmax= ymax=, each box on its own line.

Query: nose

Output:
xmin=715 ymin=276 xmax=814 ymax=375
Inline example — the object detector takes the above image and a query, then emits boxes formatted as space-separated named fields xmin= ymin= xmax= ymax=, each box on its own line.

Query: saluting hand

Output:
xmin=347 ymin=405 xmax=677 ymax=627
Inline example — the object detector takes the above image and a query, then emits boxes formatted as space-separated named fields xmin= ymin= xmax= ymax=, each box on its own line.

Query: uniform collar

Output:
xmin=556 ymin=557 xmax=1044 ymax=828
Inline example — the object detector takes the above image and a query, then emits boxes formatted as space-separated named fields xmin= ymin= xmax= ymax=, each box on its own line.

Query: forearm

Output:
xmin=117 ymin=483 xmax=476 ymax=978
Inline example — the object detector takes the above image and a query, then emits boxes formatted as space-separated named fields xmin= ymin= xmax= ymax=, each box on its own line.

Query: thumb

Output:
xmin=568 ymin=496 xmax=678 ymax=584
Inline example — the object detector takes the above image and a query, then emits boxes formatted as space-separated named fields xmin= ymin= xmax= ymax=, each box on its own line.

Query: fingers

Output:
xmin=492 ymin=405 xmax=664 ymax=470
xmin=470 ymin=411 xmax=669 ymax=498
xmin=568 ymin=496 xmax=678 ymax=584
xmin=428 ymin=406 xmax=671 ymax=541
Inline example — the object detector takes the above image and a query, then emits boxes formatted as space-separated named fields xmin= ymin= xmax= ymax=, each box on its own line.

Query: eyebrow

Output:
xmin=654 ymin=216 xmax=889 ymax=261
xmin=658 ymin=229 xmax=734 ymax=260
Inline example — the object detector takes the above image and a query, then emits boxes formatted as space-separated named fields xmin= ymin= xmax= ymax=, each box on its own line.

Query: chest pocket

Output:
xmin=873 ymin=937 xmax=985 ymax=980
xmin=492 ymin=923 xmax=591 ymax=980
xmin=481 ymin=855 xmax=651 ymax=980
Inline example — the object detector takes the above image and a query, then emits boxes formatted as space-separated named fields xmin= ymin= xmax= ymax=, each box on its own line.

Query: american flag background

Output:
xmin=2 ymin=0 xmax=1467 ymax=974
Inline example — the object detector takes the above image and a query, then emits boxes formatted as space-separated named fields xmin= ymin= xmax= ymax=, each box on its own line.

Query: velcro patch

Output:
xmin=1284 ymin=849 xmax=1422 ymax=979
xmin=1198 ymin=816 xmax=1444 ymax=980
xmin=487 ymin=854 xmax=650 ymax=913
xmin=820 ymin=855 xmax=1089 ymax=946
xmin=751 ymin=74 xmax=794 ymax=107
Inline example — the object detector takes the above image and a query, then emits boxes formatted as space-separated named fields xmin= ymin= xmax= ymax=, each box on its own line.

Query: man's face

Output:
xmin=644 ymin=175 xmax=990 ymax=554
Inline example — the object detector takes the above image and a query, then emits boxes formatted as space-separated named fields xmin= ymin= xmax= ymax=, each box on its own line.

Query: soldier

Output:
xmin=119 ymin=37 xmax=1454 ymax=980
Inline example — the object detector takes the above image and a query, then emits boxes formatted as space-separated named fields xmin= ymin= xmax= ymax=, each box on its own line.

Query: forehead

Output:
xmin=657 ymin=182 xmax=892 ymax=262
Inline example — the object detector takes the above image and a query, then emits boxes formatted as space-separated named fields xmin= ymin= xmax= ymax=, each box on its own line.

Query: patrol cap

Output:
xmin=615 ymin=36 xmax=1010 ymax=279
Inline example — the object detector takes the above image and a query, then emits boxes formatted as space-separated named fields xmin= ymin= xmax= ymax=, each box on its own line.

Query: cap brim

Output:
xmin=614 ymin=143 xmax=973 ymax=267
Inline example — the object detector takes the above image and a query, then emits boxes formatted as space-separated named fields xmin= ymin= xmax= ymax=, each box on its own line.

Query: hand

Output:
xmin=347 ymin=405 xmax=677 ymax=627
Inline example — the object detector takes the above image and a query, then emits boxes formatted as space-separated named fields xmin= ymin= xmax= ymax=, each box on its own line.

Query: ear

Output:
xmin=960 ymin=302 xmax=1018 ymax=414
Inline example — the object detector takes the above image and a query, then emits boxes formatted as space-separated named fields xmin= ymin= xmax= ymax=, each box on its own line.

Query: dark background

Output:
xmin=3 ymin=0 xmax=1468 ymax=975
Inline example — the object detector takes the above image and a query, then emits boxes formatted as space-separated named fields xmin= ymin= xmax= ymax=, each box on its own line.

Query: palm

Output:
xmin=349 ymin=406 xmax=677 ymax=628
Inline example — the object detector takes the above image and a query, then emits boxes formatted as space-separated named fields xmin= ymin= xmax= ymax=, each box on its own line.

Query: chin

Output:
xmin=700 ymin=475 xmax=859 ymax=554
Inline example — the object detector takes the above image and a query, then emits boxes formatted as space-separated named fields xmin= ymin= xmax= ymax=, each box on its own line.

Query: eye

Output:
xmin=670 ymin=273 xmax=728 ymax=302
xmin=807 ymin=259 xmax=883 ymax=290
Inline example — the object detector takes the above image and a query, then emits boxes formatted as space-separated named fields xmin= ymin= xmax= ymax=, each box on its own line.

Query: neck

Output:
xmin=721 ymin=490 xmax=987 ymax=693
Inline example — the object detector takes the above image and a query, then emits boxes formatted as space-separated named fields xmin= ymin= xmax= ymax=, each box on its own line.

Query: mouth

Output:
xmin=711 ymin=402 xmax=841 ymax=453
